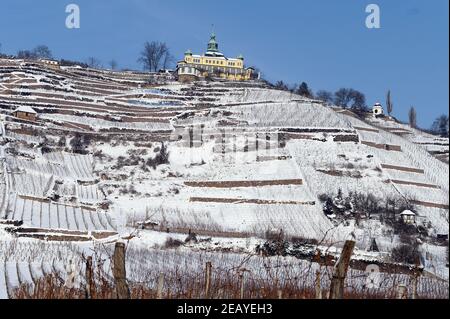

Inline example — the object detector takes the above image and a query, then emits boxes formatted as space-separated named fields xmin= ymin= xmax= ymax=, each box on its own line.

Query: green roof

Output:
xmin=207 ymin=32 xmax=219 ymax=52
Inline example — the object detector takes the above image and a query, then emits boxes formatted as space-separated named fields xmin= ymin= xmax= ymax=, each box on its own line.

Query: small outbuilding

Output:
xmin=177 ymin=65 xmax=201 ymax=83
xmin=39 ymin=59 xmax=60 ymax=70
xmin=372 ymin=102 xmax=384 ymax=117
xmin=400 ymin=210 xmax=416 ymax=225
xmin=12 ymin=105 xmax=38 ymax=121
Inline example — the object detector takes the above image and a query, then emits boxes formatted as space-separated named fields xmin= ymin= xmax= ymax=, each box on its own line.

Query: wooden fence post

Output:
xmin=315 ymin=271 xmax=322 ymax=299
xmin=412 ymin=272 xmax=419 ymax=300
xmin=205 ymin=262 xmax=212 ymax=299
xmin=85 ymin=256 xmax=93 ymax=299
xmin=239 ymin=272 xmax=245 ymax=299
xmin=277 ymin=289 xmax=283 ymax=299
xmin=112 ymin=242 xmax=130 ymax=299
xmin=329 ymin=240 xmax=355 ymax=299
xmin=156 ymin=274 xmax=165 ymax=299
xmin=397 ymin=285 xmax=408 ymax=299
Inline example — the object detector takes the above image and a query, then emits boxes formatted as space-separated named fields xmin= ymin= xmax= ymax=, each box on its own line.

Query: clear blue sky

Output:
xmin=0 ymin=0 xmax=448 ymax=128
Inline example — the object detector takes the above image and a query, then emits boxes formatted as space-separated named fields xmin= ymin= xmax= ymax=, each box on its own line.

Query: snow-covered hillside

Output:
xmin=0 ymin=58 xmax=448 ymax=298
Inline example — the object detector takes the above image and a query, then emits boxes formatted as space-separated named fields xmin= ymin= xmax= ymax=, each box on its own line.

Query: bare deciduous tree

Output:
xmin=334 ymin=88 xmax=352 ymax=108
xmin=316 ymin=90 xmax=334 ymax=105
xmin=334 ymin=88 xmax=366 ymax=110
xmin=109 ymin=59 xmax=118 ymax=70
xmin=85 ymin=57 xmax=102 ymax=69
xmin=162 ymin=51 xmax=174 ymax=70
xmin=350 ymin=90 xmax=366 ymax=110
xmin=16 ymin=45 xmax=53 ymax=60
xmin=33 ymin=45 xmax=53 ymax=59
xmin=274 ymin=80 xmax=289 ymax=91
xmin=138 ymin=41 xmax=173 ymax=72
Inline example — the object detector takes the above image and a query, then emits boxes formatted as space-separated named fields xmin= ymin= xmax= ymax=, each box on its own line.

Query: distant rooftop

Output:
xmin=13 ymin=105 xmax=37 ymax=114
xmin=400 ymin=210 xmax=416 ymax=216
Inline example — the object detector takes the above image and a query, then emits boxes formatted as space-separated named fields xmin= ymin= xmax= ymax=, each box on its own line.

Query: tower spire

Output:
xmin=207 ymin=25 xmax=219 ymax=53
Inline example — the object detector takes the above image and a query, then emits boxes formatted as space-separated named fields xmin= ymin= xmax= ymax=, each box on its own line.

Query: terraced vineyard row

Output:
xmin=0 ymin=259 xmax=113 ymax=299
xmin=7 ymin=152 xmax=94 ymax=181
xmin=8 ymin=172 xmax=53 ymax=198
xmin=4 ymin=195 xmax=116 ymax=232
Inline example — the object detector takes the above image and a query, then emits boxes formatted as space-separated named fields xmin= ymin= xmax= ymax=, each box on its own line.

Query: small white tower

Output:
xmin=400 ymin=210 xmax=416 ymax=225
xmin=372 ymin=102 xmax=384 ymax=117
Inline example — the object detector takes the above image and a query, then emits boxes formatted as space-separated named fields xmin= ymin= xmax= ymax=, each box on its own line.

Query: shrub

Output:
xmin=114 ymin=155 xmax=143 ymax=169
xmin=257 ymin=240 xmax=290 ymax=257
xmin=258 ymin=229 xmax=289 ymax=256
xmin=164 ymin=237 xmax=184 ymax=249
xmin=264 ymin=228 xmax=284 ymax=241
xmin=391 ymin=244 xmax=421 ymax=265
xmin=146 ymin=143 xmax=169 ymax=169
xmin=57 ymin=136 xmax=66 ymax=147
xmin=93 ymin=150 xmax=106 ymax=160
xmin=393 ymin=220 xmax=418 ymax=236
xmin=70 ymin=133 xmax=90 ymax=154
xmin=349 ymin=192 xmax=382 ymax=217
xmin=185 ymin=231 xmax=198 ymax=244
xmin=291 ymin=236 xmax=318 ymax=246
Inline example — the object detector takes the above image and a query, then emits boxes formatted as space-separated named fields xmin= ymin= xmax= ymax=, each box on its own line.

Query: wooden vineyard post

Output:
xmin=239 ymin=272 xmax=245 ymax=299
xmin=315 ymin=271 xmax=322 ymax=299
xmin=112 ymin=242 xmax=130 ymax=299
xmin=329 ymin=240 xmax=355 ymax=299
xmin=85 ymin=256 xmax=94 ymax=299
xmin=205 ymin=262 xmax=212 ymax=299
xmin=397 ymin=285 xmax=408 ymax=299
xmin=156 ymin=274 xmax=165 ymax=299
xmin=412 ymin=270 xmax=419 ymax=300
xmin=277 ymin=289 xmax=283 ymax=299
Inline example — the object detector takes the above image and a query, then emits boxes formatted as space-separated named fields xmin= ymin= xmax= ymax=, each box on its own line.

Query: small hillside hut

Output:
xmin=12 ymin=105 xmax=37 ymax=121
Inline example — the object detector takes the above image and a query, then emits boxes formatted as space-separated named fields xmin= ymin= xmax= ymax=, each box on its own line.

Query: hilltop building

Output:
xmin=38 ymin=59 xmax=60 ymax=70
xmin=177 ymin=32 xmax=254 ymax=83
xmin=372 ymin=102 xmax=384 ymax=117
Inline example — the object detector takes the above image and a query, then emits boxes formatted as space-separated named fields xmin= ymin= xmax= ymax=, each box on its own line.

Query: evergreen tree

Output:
xmin=297 ymin=82 xmax=313 ymax=98
xmin=431 ymin=115 xmax=449 ymax=137
xmin=408 ymin=106 xmax=417 ymax=128
xmin=386 ymin=90 xmax=393 ymax=115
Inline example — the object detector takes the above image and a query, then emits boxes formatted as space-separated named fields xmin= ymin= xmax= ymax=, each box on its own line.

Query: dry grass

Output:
xmin=10 ymin=246 xmax=449 ymax=300
xmin=14 ymin=271 xmax=447 ymax=300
